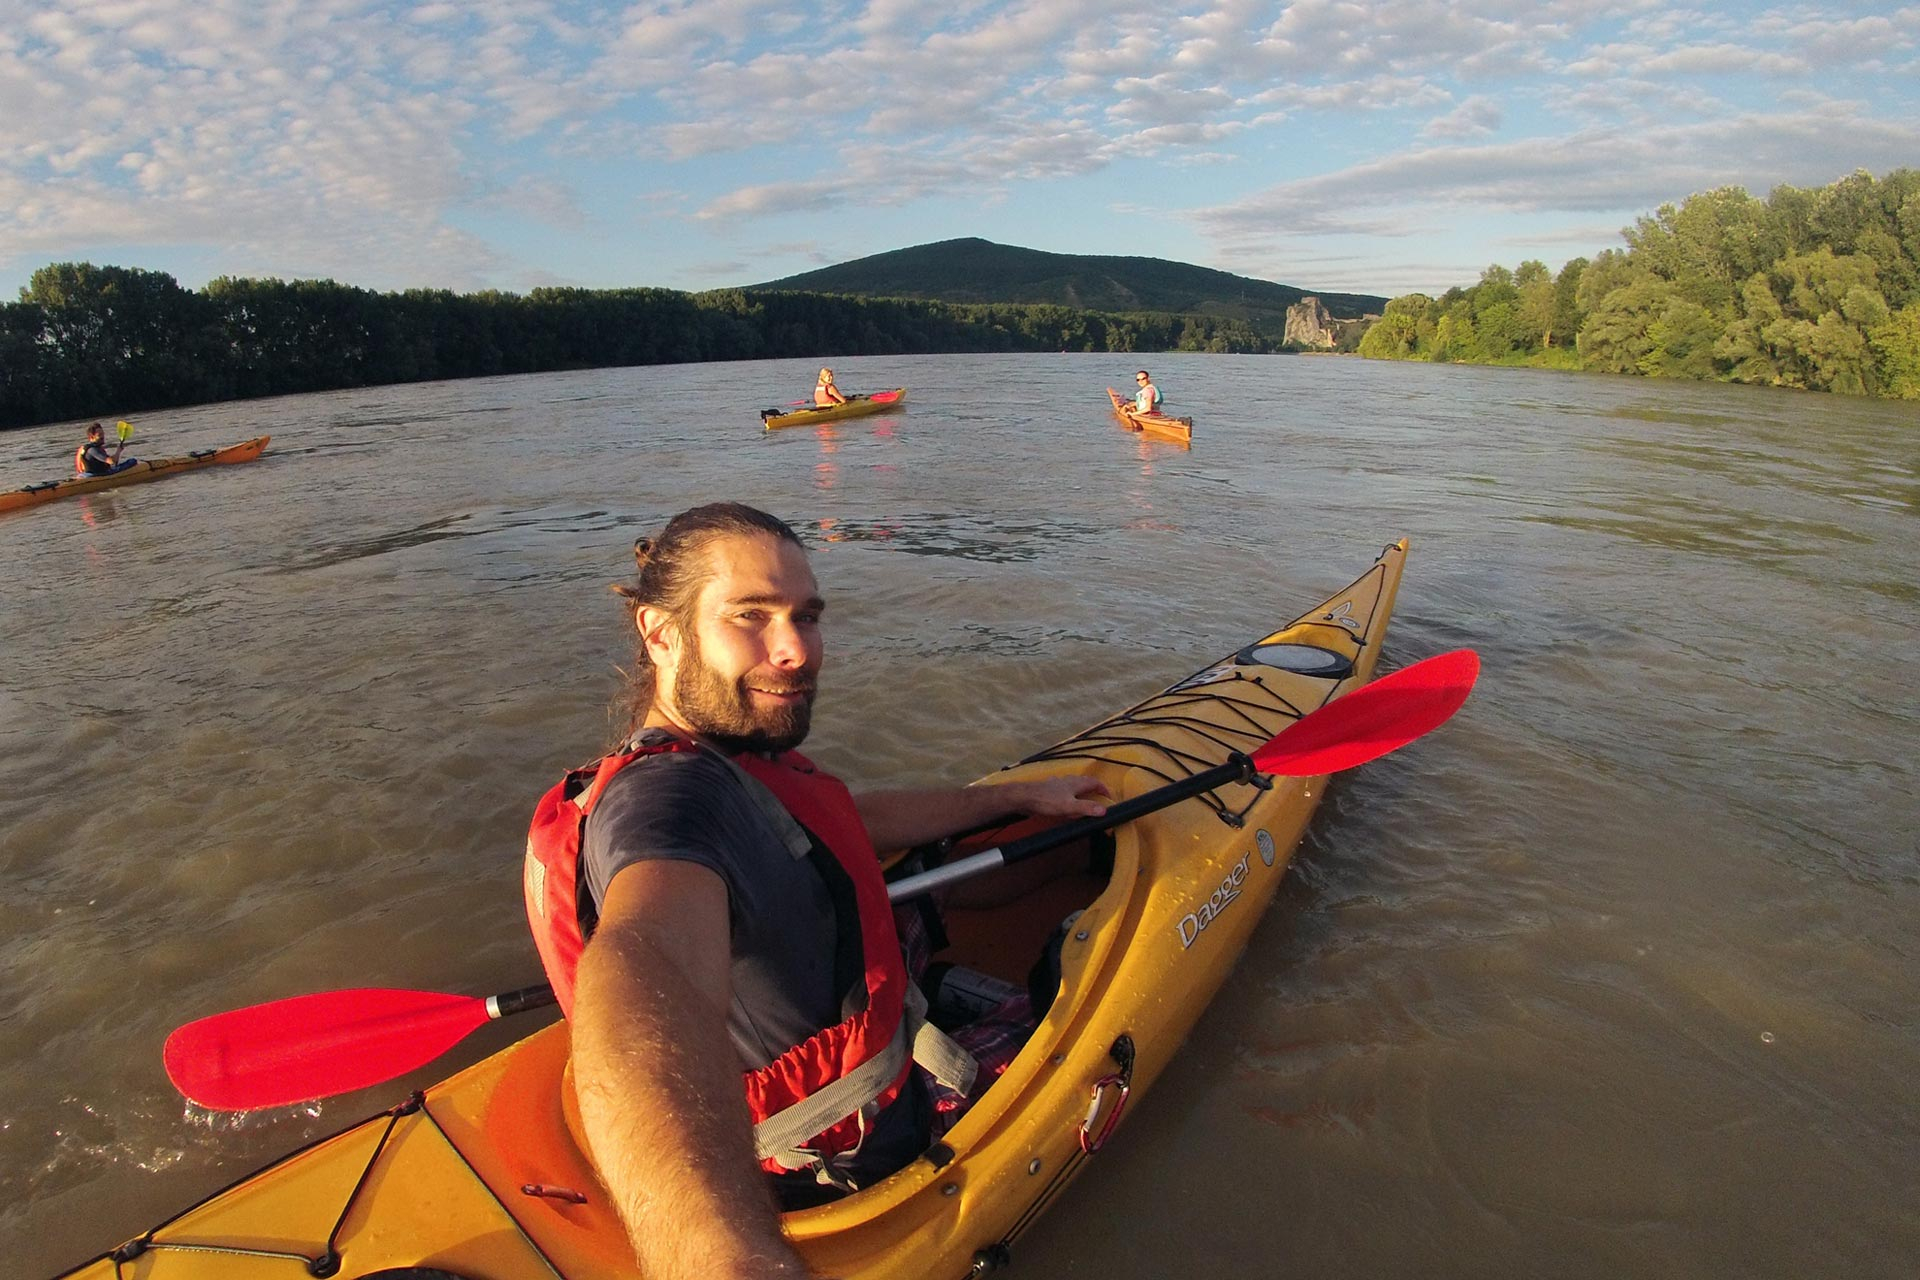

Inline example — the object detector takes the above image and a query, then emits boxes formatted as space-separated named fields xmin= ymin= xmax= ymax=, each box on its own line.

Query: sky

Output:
xmin=3 ymin=1 xmax=1918 ymax=303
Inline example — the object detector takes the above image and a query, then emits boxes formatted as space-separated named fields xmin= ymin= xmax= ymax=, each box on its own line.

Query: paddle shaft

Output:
xmin=488 ymin=984 xmax=559 ymax=1018
xmin=886 ymin=754 xmax=1255 ymax=903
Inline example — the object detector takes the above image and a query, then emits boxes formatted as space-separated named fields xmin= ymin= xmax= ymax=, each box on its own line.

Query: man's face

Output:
xmin=662 ymin=533 xmax=824 ymax=753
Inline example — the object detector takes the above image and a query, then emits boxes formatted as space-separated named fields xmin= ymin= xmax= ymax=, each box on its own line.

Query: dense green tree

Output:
xmin=1640 ymin=299 xmax=1723 ymax=380
xmin=20 ymin=262 xmax=222 ymax=412
xmin=0 ymin=300 xmax=50 ymax=424
xmin=1549 ymin=258 xmax=1588 ymax=349
xmin=1625 ymin=187 xmax=1776 ymax=311
xmin=1513 ymin=260 xmax=1554 ymax=349
xmin=1714 ymin=275 xmax=1790 ymax=386
xmin=1356 ymin=294 xmax=1429 ymax=359
xmin=1353 ymin=168 xmax=1920 ymax=399
xmin=1870 ymin=303 xmax=1920 ymax=398
xmin=1578 ymin=277 xmax=1674 ymax=374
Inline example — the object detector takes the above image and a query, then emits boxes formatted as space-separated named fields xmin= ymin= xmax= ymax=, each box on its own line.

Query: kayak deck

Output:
xmin=62 ymin=540 xmax=1411 ymax=1280
xmin=762 ymin=389 xmax=907 ymax=430
xmin=0 ymin=436 xmax=270 ymax=515
xmin=1106 ymin=388 xmax=1193 ymax=445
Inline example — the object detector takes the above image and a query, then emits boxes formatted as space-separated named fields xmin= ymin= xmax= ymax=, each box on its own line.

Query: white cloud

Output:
xmin=1192 ymin=104 xmax=1920 ymax=248
xmin=1 ymin=0 xmax=1915 ymax=296
xmin=1421 ymin=94 xmax=1504 ymax=139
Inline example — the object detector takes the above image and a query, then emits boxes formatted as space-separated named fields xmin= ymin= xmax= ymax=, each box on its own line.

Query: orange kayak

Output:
xmin=0 ymin=436 xmax=270 ymax=515
xmin=1106 ymin=388 xmax=1193 ymax=445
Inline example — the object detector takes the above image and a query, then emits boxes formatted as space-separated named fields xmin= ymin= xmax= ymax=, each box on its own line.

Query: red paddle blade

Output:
xmin=164 ymin=987 xmax=491 ymax=1111
xmin=1252 ymin=649 xmax=1480 ymax=777
xmin=869 ymin=390 xmax=900 ymax=403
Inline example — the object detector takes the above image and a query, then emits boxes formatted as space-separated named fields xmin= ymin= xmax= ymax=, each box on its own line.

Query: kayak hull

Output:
xmin=0 ymin=437 xmax=270 ymax=515
xmin=762 ymin=389 xmax=907 ymax=430
xmin=1106 ymin=388 xmax=1193 ymax=444
xmin=61 ymin=539 xmax=1411 ymax=1280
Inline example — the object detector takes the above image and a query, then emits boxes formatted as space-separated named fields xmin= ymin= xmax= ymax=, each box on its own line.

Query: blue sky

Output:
xmin=3 ymin=1 xmax=1917 ymax=302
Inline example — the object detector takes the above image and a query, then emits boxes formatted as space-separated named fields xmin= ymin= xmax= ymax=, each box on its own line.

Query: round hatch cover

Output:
xmin=1238 ymin=643 xmax=1354 ymax=678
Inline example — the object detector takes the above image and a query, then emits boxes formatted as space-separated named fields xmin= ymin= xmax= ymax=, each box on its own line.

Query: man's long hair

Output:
xmin=611 ymin=502 xmax=805 ymax=737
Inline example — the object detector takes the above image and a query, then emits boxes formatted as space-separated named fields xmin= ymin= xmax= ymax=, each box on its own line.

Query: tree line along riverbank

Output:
xmin=0 ymin=273 xmax=1288 ymax=430
xmin=1357 ymin=169 xmax=1920 ymax=400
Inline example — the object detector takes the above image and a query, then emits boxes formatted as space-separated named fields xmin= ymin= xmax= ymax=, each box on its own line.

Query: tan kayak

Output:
xmin=1106 ymin=388 xmax=1193 ymax=444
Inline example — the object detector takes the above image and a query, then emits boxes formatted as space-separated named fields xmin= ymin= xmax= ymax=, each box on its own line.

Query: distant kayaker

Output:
xmin=1133 ymin=370 xmax=1163 ymax=415
xmin=524 ymin=502 xmax=1106 ymax=1280
xmin=813 ymin=367 xmax=848 ymax=406
xmin=75 ymin=422 xmax=135 ymax=476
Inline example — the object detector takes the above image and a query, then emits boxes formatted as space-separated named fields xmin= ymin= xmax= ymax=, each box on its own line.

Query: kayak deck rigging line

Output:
xmin=1021 ymin=672 xmax=1321 ymax=827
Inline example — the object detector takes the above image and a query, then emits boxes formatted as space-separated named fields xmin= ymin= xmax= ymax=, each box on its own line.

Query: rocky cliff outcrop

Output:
xmin=1284 ymin=296 xmax=1338 ymax=349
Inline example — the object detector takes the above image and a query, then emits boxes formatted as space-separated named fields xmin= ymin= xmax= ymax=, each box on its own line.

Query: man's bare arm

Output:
xmin=853 ymin=774 xmax=1109 ymax=855
xmin=571 ymin=859 xmax=816 ymax=1280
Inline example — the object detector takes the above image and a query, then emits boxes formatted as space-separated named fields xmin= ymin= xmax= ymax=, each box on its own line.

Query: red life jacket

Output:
xmin=524 ymin=737 xmax=913 ymax=1172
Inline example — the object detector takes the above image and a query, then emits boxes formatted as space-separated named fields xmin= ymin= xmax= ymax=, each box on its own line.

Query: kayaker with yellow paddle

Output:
xmin=813 ymin=367 xmax=849 ymax=407
xmin=526 ymin=502 xmax=1109 ymax=1280
xmin=74 ymin=421 xmax=137 ymax=476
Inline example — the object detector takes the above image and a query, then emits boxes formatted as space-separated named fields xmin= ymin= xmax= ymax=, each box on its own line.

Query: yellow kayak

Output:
xmin=762 ymin=389 xmax=907 ymax=430
xmin=0 ymin=436 xmax=270 ymax=515
xmin=1106 ymin=388 xmax=1193 ymax=445
xmin=62 ymin=540 xmax=1411 ymax=1280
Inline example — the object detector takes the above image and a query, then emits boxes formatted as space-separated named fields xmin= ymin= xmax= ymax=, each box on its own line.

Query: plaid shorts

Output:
xmin=895 ymin=902 xmax=1037 ymax=1138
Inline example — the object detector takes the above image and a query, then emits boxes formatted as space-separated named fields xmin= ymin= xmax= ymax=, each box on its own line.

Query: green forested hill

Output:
xmin=750 ymin=237 xmax=1386 ymax=329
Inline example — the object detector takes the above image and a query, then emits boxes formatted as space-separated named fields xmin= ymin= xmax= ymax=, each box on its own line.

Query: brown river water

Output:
xmin=2 ymin=353 xmax=1915 ymax=1278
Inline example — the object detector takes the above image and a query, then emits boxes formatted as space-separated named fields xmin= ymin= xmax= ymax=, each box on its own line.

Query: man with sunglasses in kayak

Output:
xmin=524 ymin=502 xmax=1107 ymax=1280
xmin=1132 ymin=370 xmax=1163 ymax=415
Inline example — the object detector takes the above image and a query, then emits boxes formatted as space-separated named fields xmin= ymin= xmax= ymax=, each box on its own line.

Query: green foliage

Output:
xmin=1354 ymin=168 xmax=1920 ymax=399
xmin=1357 ymin=294 xmax=1429 ymax=359
xmin=1578 ymin=277 xmax=1673 ymax=374
xmin=0 ymin=264 xmax=1287 ymax=427
xmin=1869 ymin=304 xmax=1920 ymax=399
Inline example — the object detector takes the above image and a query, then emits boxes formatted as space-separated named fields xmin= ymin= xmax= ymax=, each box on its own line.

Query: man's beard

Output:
xmin=672 ymin=629 xmax=816 ymax=754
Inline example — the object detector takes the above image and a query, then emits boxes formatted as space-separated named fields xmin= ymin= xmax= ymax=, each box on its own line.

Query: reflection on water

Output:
xmin=1 ymin=354 xmax=1916 ymax=1279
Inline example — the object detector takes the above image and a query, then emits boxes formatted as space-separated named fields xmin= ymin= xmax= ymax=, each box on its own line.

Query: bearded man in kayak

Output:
xmin=75 ymin=422 xmax=135 ymax=475
xmin=525 ymin=502 xmax=1107 ymax=1280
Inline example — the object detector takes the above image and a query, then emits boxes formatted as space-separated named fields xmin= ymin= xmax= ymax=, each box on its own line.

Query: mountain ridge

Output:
xmin=745 ymin=238 xmax=1385 ymax=332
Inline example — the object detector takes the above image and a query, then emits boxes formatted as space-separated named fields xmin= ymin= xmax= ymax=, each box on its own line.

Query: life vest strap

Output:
xmin=754 ymin=982 xmax=976 ymax=1170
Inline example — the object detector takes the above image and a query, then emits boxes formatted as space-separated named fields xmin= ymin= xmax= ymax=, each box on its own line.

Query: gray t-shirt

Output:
xmin=579 ymin=734 xmax=928 ymax=1191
